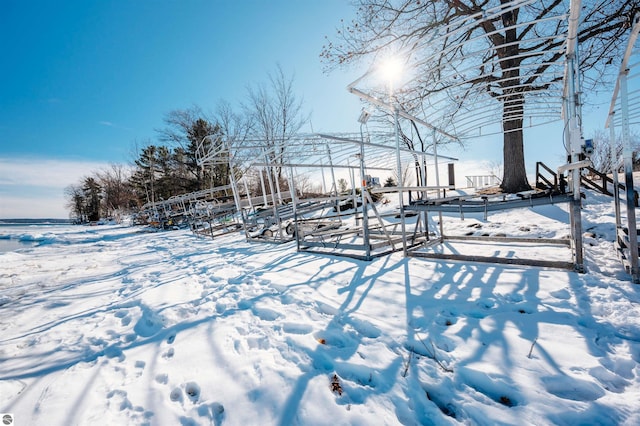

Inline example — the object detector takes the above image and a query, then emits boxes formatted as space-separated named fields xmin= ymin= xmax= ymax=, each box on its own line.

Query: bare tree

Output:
xmin=589 ymin=129 xmax=639 ymax=173
xmin=96 ymin=164 xmax=136 ymax=219
xmin=64 ymin=184 xmax=86 ymax=223
xmin=322 ymin=0 xmax=638 ymax=193
xmin=213 ymin=99 xmax=255 ymax=183
xmin=244 ymin=65 xmax=308 ymax=182
xmin=294 ymin=174 xmax=323 ymax=196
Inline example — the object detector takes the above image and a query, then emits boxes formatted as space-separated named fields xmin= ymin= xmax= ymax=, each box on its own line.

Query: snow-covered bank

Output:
xmin=1 ymin=192 xmax=639 ymax=425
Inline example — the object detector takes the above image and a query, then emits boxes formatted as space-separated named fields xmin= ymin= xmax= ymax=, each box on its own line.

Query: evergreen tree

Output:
xmin=384 ymin=177 xmax=396 ymax=187
xmin=131 ymin=145 xmax=161 ymax=205
xmin=83 ymin=177 xmax=102 ymax=222
xmin=159 ymin=107 xmax=228 ymax=192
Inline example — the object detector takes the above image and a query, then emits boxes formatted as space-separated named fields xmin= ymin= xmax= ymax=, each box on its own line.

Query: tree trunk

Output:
xmin=500 ymin=63 xmax=531 ymax=194
xmin=501 ymin=114 xmax=531 ymax=193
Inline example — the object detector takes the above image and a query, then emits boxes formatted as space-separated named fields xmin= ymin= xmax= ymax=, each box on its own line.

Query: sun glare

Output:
xmin=378 ymin=56 xmax=404 ymax=84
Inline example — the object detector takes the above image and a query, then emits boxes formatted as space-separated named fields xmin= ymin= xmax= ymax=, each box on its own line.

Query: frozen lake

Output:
xmin=0 ymin=238 xmax=37 ymax=253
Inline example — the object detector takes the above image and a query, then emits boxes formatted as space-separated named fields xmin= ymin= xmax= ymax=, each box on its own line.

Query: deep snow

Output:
xmin=1 ymin=191 xmax=639 ymax=425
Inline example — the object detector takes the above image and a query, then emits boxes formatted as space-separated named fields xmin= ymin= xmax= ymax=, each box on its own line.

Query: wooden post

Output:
xmin=448 ymin=163 xmax=455 ymax=189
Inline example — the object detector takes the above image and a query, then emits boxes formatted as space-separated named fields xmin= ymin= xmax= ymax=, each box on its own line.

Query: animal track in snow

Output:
xmin=169 ymin=382 xmax=202 ymax=404
xmin=155 ymin=373 xmax=168 ymax=384
xmin=185 ymin=381 xmax=201 ymax=402
xmin=251 ymin=306 xmax=281 ymax=321
xmin=163 ymin=347 xmax=175 ymax=360
xmin=170 ymin=387 xmax=183 ymax=403
xmin=197 ymin=402 xmax=225 ymax=425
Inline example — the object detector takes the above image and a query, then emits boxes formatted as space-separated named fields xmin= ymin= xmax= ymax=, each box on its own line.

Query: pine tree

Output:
xmin=83 ymin=177 xmax=102 ymax=222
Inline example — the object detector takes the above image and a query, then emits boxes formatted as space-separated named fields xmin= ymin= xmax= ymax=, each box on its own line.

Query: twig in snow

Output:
xmin=415 ymin=333 xmax=453 ymax=373
xmin=527 ymin=338 xmax=538 ymax=359
xmin=402 ymin=348 xmax=413 ymax=377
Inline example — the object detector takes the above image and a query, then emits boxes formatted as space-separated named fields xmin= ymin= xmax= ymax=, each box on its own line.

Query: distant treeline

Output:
xmin=65 ymin=67 xmax=310 ymax=223
xmin=0 ymin=218 xmax=72 ymax=225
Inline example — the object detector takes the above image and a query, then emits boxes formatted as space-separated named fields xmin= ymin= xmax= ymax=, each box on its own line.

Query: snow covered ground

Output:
xmin=1 ymin=191 xmax=639 ymax=425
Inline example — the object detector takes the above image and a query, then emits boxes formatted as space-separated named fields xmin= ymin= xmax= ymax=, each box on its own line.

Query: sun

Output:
xmin=378 ymin=55 xmax=404 ymax=85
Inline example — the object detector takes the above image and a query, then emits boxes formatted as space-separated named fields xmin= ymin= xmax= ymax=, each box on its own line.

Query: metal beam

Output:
xmin=605 ymin=13 xmax=640 ymax=129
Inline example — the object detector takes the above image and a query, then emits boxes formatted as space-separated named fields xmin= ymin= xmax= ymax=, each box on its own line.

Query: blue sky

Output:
xmin=0 ymin=0 xmax=367 ymax=218
xmin=0 ymin=1 xmax=627 ymax=218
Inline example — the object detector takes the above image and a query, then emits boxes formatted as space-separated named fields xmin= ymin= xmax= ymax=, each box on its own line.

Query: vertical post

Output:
xmin=263 ymin=147 xmax=282 ymax=238
xmin=395 ymin=104 xmax=408 ymax=255
xmin=565 ymin=43 xmax=585 ymax=272
xmin=259 ymin=167 xmax=268 ymax=206
xmin=620 ymin=72 xmax=639 ymax=281
xmin=348 ymin=158 xmax=356 ymax=212
xmin=420 ymin=150 xmax=429 ymax=240
xmin=360 ymin=123 xmax=371 ymax=259
xmin=288 ymin=165 xmax=298 ymax=244
xmin=448 ymin=163 xmax=455 ymax=189
xmin=243 ymin=177 xmax=253 ymax=212
xmin=226 ymin=140 xmax=248 ymax=240
xmin=433 ymin=130 xmax=444 ymax=239
xmin=228 ymin=156 xmax=242 ymax=219
xmin=320 ymin=158 xmax=327 ymax=194
xmin=609 ymin=114 xmax=622 ymax=228
xmin=327 ymin=145 xmax=338 ymax=197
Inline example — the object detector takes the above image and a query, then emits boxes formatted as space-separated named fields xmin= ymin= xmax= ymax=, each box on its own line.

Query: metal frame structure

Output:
xmin=291 ymin=133 xmax=458 ymax=260
xmin=345 ymin=0 xmax=586 ymax=270
xmin=177 ymin=0 xmax=636 ymax=274
xmin=137 ymin=185 xmax=236 ymax=231
xmin=197 ymin=130 xmax=457 ymax=259
xmin=605 ymin=13 xmax=640 ymax=283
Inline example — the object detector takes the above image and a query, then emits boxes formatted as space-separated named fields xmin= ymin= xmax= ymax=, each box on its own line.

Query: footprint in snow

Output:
xmin=170 ymin=387 xmax=183 ymax=403
xmin=170 ymin=382 xmax=201 ymax=404
xmin=155 ymin=373 xmax=168 ymax=384
xmin=185 ymin=382 xmax=201 ymax=402
xmin=252 ymin=306 xmax=281 ymax=321
xmin=349 ymin=317 xmax=381 ymax=338
xmin=163 ymin=347 xmax=175 ymax=360
xmin=197 ymin=402 xmax=225 ymax=426
xmin=282 ymin=322 xmax=313 ymax=335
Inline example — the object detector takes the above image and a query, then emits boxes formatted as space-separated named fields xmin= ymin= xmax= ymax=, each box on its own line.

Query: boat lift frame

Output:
xmin=605 ymin=13 xmax=640 ymax=283
xmin=344 ymin=0 xmax=587 ymax=270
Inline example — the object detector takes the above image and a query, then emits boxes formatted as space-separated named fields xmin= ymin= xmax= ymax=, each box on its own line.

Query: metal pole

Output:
xmin=360 ymin=123 xmax=371 ymax=259
xmin=433 ymin=129 xmax=444 ymax=238
xmin=620 ymin=72 xmax=639 ymax=281
xmin=288 ymin=165 xmax=298 ymax=243
xmin=565 ymin=34 xmax=585 ymax=272
xmin=421 ymin=150 xmax=429 ymax=239
xmin=320 ymin=158 xmax=327 ymax=194
xmin=348 ymin=158 xmax=356 ymax=209
xmin=226 ymin=141 xmax=249 ymax=240
xmin=243 ymin=177 xmax=253 ymax=211
xmin=263 ymin=148 xmax=282 ymax=238
xmin=327 ymin=145 xmax=338 ymax=196
xmin=395 ymin=104 xmax=408 ymax=255
xmin=609 ymin=115 xmax=622 ymax=228
xmin=259 ymin=167 xmax=268 ymax=206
